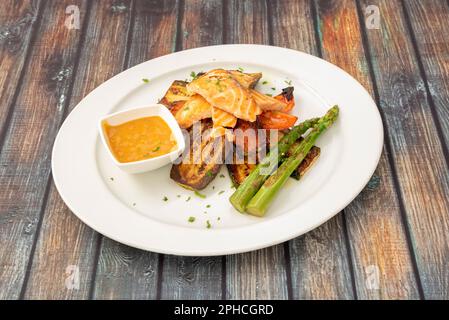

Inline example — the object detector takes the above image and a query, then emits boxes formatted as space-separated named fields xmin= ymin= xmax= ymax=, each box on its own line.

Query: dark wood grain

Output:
xmin=223 ymin=0 xmax=269 ymax=44
xmin=403 ymin=0 xmax=449 ymax=174
xmin=0 ymin=0 xmax=41 ymax=146
xmin=315 ymin=0 xmax=420 ymax=299
xmin=0 ymin=0 xmax=88 ymax=300
xmin=269 ymin=0 xmax=354 ymax=299
xmin=224 ymin=0 xmax=289 ymax=300
xmin=226 ymin=246 xmax=288 ymax=299
xmin=92 ymin=0 xmax=180 ymax=300
xmin=23 ymin=0 xmax=133 ymax=299
xmin=94 ymin=238 xmax=159 ymax=299
xmin=161 ymin=255 xmax=223 ymax=299
xmin=359 ymin=0 xmax=449 ymax=299
xmin=159 ymin=0 xmax=225 ymax=300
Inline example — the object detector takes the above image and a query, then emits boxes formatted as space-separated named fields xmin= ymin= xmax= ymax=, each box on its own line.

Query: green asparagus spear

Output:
xmin=246 ymin=106 xmax=339 ymax=217
xmin=229 ymin=117 xmax=319 ymax=212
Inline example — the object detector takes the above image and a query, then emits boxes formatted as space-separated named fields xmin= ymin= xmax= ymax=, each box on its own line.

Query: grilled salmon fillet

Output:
xmin=174 ymin=94 xmax=212 ymax=128
xmin=210 ymin=70 xmax=262 ymax=136
xmin=211 ymin=107 xmax=237 ymax=137
xmin=160 ymin=71 xmax=263 ymax=131
xmin=186 ymin=69 xmax=262 ymax=122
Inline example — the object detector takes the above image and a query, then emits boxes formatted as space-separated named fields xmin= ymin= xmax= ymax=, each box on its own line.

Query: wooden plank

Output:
xmin=23 ymin=184 xmax=99 ymax=299
xmin=94 ymin=238 xmax=159 ymax=299
xmin=0 ymin=0 xmax=88 ymax=300
xmin=403 ymin=1 xmax=449 ymax=173
xmin=223 ymin=0 xmax=269 ymax=44
xmin=161 ymin=255 xmax=223 ymax=299
xmin=226 ymin=247 xmax=288 ymax=299
xmin=23 ymin=0 xmax=133 ymax=299
xmin=159 ymin=0 xmax=224 ymax=300
xmin=269 ymin=0 xmax=354 ymax=299
xmin=314 ymin=0 xmax=420 ymax=299
xmin=224 ymin=0 xmax=288 ymax=300
xmin=360 ymin=0 xmax=449 ymax=299
xmin=92 ymin=0 xmax=179 ymax=300
xmin=0 ymin=0 xmax=41 ymax=144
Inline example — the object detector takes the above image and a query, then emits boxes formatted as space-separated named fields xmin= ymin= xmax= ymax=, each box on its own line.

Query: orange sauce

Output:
xmin=103 ymin=116 xmax=177 ymax=163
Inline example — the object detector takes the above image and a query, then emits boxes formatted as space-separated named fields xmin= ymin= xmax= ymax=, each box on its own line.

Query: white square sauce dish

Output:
xmin=98 ymin=104 xmax=185 ymax=174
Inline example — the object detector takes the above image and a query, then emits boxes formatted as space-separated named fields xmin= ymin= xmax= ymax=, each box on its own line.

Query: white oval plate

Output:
xmin=52 ymin=45 xmax=383 ymax=256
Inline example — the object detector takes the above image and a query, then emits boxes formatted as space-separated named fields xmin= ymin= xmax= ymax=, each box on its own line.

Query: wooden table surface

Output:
xmin=0 ymin=0 xmax=448 ymax=300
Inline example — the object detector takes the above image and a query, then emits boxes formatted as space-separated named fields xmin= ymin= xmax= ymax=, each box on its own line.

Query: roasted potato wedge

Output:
xmin=228 ymin=70 xmax=262 ymax=89
xmin=227 ymin=162 xmax=257 ymax=187
xmin=159 ymin=80 xmax=191 ymax=109
xmin=170 ymin=119 xmax=228 ymax=190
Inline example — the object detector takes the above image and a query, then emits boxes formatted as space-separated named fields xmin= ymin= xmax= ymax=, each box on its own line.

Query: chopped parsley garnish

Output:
xmin=110 ymin=177 xmax=114 ymax=181
xmin=186 ymin=196 xmax=191 ymax=202
xmin=284 ymin=79 xmax=292 ymax=85
xmin=219 ymin=174 xmax=225 ymax=178
xmin=237 ymin=67 xmax=244 ymax=72
xmin=217 ymin=217 xmax=221 ymax=221
xmin=206 ymin=170 xmax=214 ymax=178
xmin=142 ymin=78 xmax=150 ymax=83
xmin=188 ymin=216 xmax=196 ymax=223
xmin=266 ymin=93 xmax=273 ymax=97
xmin=218 ymin=190 xmax=225 ymax=195
xmin=271 ymin=87 xmax=276 ymax=91
xmin=194 ymin=190 xmax=206 ymax=198
xmin=206 ymin=204 xmax=211 ymax=208
xmin=132 ymin=203 xmax=136 ymax=206
xmin=190 ymin=71 xmax=198 ymax=79
xmin=177 ymin=195 xmax=181 ymax=198
xmin=262 ymin=80 xmax=268 ymax=85
xmin=163 ymin=196 xmax=168 ymax=201
xmin=206 ymin=220 xmax=212 ymax=229
xmin=152 ymin=146 xmax=160 ymax=152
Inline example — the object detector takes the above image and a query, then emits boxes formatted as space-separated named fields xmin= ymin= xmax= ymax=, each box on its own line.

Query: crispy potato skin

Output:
xmin=159 ymin=80 xmax=191 ymax=108
xmin=227 ymin=163 xmax=257 ymax=187
xmin=170 ymin=120 xmax=227 ymax=190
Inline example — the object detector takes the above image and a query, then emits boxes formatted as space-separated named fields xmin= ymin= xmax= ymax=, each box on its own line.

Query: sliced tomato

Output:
xmin=274 ymin=87 xmax=295 ymax=112
xmin=258 ymin=111 xmax=298 ymax=130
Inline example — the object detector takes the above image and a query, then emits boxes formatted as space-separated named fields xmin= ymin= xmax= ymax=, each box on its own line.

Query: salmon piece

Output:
xmin=210 ymin=71 xmax=261 ymax=136
xmin=187 ymin=69 xmax=262 ymax=122
xmin=161 ymin=72 xmax=263 ymax=129
xmin=159 ymin=81 xmax=212 ymax=128
xmin=251 ymin=90 xmax=288 ymax=111
xmin=211 ymin=107 xmax=237 ymax=137
xmin=174 ymin=94 xmax=212 ymax=128
xmin=212 ymin=107 xmax=237 ymax=128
